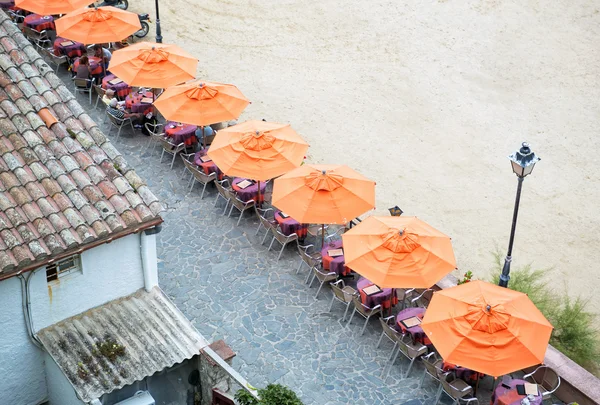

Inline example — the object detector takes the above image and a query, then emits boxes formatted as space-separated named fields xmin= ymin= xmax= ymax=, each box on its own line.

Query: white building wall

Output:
xmin=45 ymin=352 xmax=83 ymax=405
xmin=31 ymin=233 xmax=145 ymax=331
xmin=0 ymin=277 xmax=47 ymax=405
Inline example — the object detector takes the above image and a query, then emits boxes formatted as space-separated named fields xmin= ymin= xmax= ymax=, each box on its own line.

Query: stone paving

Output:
xmin=56 ymin=68 xmax=496 ymax=405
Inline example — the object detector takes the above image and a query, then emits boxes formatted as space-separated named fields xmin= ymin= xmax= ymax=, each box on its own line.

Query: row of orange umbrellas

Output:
xmin=21 ymin=0 xmax=552 ymax=378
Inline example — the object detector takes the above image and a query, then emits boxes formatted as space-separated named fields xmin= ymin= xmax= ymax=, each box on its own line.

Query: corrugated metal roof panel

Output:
xmin=37 ymin=287 xmax=208 ymax=402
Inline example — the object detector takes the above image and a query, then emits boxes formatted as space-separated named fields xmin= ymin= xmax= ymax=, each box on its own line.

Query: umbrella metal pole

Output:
xmin=257 ymin=180 xmax=261 ymax=208
xmin=321 ymin=223 xmax=325 ymax=249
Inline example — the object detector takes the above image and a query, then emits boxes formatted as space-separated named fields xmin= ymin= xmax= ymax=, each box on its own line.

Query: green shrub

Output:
xmin=235 ymin=384 xmax=303 ymax=405
xmin=489 ymin=251 xmax=600 ymax=375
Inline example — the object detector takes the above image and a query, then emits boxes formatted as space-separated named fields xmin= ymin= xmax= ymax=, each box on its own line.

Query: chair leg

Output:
xmin=342 ymin=302 xmax=351 ymax=321
xmin=268 ymin=237 xmax=275 ymax=251
xmin=361 ymin=315 xmax=370 ymax=335
xmin=434 ymin=384 xmax=444 ymax=405
xmin=117 ymin=125 xmax=122 ymax=139
xmin=236 ymin=208 xmax=244 ymax=226
xmin=405 ymin=358 xmax=416 ymax=378
xmin=228 ymin=204 xmax=234 ymax=218
xmin=170 ymin=152 xmax=177 ymax=169
xmin=418 ymin=369 xmax=428 ymax=389
xmin=160 ymin=149 xmax=166 ymax=163
xmin=255 ymin=222 xmax=263 ymax=236
xmin=306 ymin=271 xmax=316 ymax=286
xmin=315 ymin=280 xmax=325 ymax=299
xmin=276 ymin=242 xmax=285 ymax=261
xmin=222 ymin=200 xmax=229 ymax=215
xmin=387 ymin=342 xmax=398 ymax=361
xmin=346 ymin=307 xmax=357 ymax=328
xmin=296 ymin=258 xmax=304 ymax=274
xmin=376 ymin=330 xmax=385 ymax=348
xmin=328 ymin=294 xmax=336 ymax=312
xmin=200 ymin=182 xmax=208 ymax=199
xmin=261 ymin=229 xmax=270 ymax=244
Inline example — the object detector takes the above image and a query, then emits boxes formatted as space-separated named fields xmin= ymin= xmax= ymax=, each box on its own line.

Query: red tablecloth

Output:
xmin=396 ymin=307 xmax=431 ymax=345
xmin=53 ymin=37 xmax=86 ymax=58
xmin=193 ymin=150 xmax=223 ymax=180
xmin=126 ymin=90 xmax=153 ymax=114
xmin=492 ymin=379 xmax=543 ymax=405
xmin=165 ymin=122 xmax=198 ymax=146
xmin=357 ymin=277 xmax=397 ymax=310
xmin=101 ymin=74 xmax=131 ymax=99
xmin=232 ymin=178 xmax=266 ymax=203
xmin=24 ymin=13 xmax=54 ymax=31
xmin=274 ymin=210 xmax=307 ymax=238
xmin=321 ymin=240 xmax=350 ymax=276
xmin=442 ymin=362 xmax=484 ymax=384
xmin=73 ymin=56 xmax=103 ymax=76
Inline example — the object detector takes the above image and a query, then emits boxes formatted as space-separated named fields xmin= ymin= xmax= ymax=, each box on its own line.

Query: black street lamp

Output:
xmin=154 ymin=0 xmax=162 ymax=43
xmin=498 ymin=142 xmax=541 ymax=288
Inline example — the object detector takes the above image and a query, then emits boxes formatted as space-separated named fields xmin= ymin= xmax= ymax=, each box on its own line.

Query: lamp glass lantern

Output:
xmin=508 ymin=142 xmax=540 ymax=178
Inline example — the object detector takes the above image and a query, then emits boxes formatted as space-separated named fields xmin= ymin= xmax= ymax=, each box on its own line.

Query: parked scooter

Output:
xmin=96 ymin=0 xmax=128 ymax=10
xmin=134 ymin=13 xmax=150 ymax=38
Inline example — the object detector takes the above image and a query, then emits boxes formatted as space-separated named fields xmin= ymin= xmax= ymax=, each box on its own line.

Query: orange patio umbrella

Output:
xmin=55 ymin=6 xmax=141 ymax=44
xmin=108 ymin=42 xmax=198 ymax=88
xmin=207 ymin=120 xmax=309 ymax=182
xmin=272 ymin=164 xmax=376 ymax=245
xmin=341 ymin=216 xmax=456 ymax=288
xmin=421 ymin=280 xmax=553 ymax=377
xmin=154 ymin=80 xmax=249 ymax=145
xmin=16 ymin=0 xmax=94 ymax=15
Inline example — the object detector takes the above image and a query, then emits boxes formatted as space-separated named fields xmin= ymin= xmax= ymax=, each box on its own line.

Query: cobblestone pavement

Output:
xmin=58 ymin=69 xmax=493 ymax=405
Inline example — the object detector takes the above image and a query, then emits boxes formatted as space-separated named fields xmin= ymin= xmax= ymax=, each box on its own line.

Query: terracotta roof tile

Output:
xmin=0 ymin=10 xmax=162 ymax=278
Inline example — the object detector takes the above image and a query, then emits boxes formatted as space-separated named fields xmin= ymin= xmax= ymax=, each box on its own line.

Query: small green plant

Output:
xmin=489 ymin=251 xmax=600 ymax=376
xmin=457 ymin=270 xmax=473 ymax=285
xmin=67 ymin=128 xmax=78 ymax=139
xmin=235 ymin=384 xmax=303 ymax=405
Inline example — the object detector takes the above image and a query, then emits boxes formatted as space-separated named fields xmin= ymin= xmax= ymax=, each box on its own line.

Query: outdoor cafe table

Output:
xmin=492 ymin=378 xmax=543 ymax=405
xmin=442 ymin=362 xmax=484 ymax=385
xmin=165 ymin=122 xmax=198 ymax=147
xmin=24 ymin=14 xmax=55 ymax=32
xmin=321 ymin=240 xmax=351 ymax=276
xmin=53 ymin=37 xmax=86 ymax=59
xmin=396 ymin=307 xmax=431 ymax=345
xmin=231 ymin=178 xmax=266 ymax=203
xmin=126 ymin=90 xmax=153 ymax=114
xmin=193 ymin=149 xmax=223 ymax=180
xmin=274 ymin=210 xmax=307 ymax=238
xmin=102 ymin=74 xmax=131 ymax=99
xmin=357 ymin=277 xmax=397 ymax=314
xmin=73 ymin=56 xmax=103 ymax=76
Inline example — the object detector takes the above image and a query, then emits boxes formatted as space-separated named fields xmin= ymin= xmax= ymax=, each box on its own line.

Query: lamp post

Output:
xmin=154 ymin=0 xmax=162 ymax=43
xmin=498 ymin=142 xmax=540 ymax=288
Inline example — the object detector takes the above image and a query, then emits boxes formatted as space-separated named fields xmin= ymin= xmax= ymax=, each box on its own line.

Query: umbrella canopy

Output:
xmin=16 ymin=0 xmax=94 ymax=15
xmin=341 ymin=216 xmax=456 ymax=288
xmin=108 ymin=42 xmax=198 ymax=88
xmin=207 ymin=120 xmax=309 ymax=182
xmin=55 ymin=6 xmax=141 ymax=44
xmin=421 ymin=280 xmax=553 ymax=377
xmin=153 ymin=80 xmax=249 ymax=127
xmin=272 ymin=164 xmax=375 ymax=224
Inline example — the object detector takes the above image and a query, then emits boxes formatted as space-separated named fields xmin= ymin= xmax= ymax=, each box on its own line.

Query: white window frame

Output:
xmin=46 ymin=255 xmax=82 ymax=282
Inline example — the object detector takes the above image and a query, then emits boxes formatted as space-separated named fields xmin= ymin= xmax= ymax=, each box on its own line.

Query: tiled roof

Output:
xmin=0 ymin=11 xmax=163 ymax=279
xmin=38 ymin=287 xmax=209 ymax=402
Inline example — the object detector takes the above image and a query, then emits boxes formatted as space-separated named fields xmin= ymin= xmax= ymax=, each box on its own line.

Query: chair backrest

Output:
xmin=93 ymin=84 xmax=105 ymax=98
xmin=74 ymin=78 xmax=91 ymax=89
xmin=533 ymin=366 xmax=561 ymax=392
xmin=215 ymin=179 xmax=230 ymax=200
xmin=314 ymin=266 xmax=335 ymax=283
xmin=145 ymin=122 xmax=164 ymax=137
xmin=24 ymin=26 xmax=40 ymax=39
xmin=410 ymin=288 xmax=434 ymax=307
xmin=422 ymin=353 xmax=443 ymax=379
xmin=352 ymin=294 xmax=376 ymax=316
xmin=158 ymin=136 xmax=180 ymax=152
xmin=440 ymin=375 xmax=472 ymax=401
xmin=255 ymin=207 xmax=276 ymax=228
xmin=272 ymin=228 xmax=296 ymax=243
xmin=330 ymin=280 xmax=347 ymax=302
xmin=297 ymin=243 xmax=320 ymax=268
xmin=379 ymin=316 xmax=401 ymax=341
xmin=107 ymin=111 xmax=125 ymax=126
xmin=193 ymin=168 xmax=216 ymax=184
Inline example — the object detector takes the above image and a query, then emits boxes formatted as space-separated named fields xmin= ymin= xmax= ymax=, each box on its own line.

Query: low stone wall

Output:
xmin=435 ymin=275 xmax=600 ymax=405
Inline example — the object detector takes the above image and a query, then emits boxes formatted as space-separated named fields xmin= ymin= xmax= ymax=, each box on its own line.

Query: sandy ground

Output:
xmin=130 ymin=0 xmax=600 ymax=312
